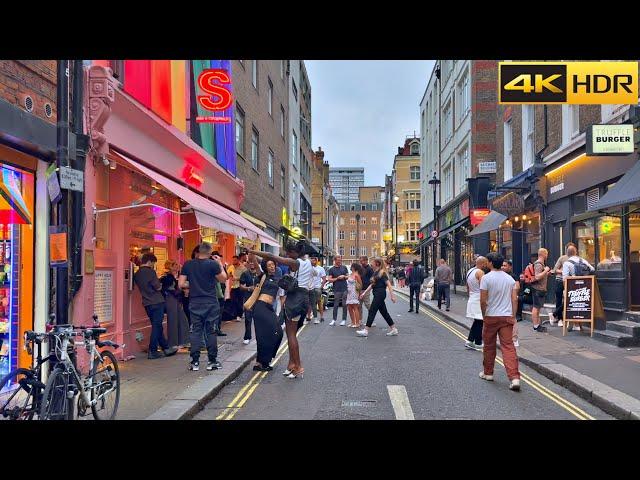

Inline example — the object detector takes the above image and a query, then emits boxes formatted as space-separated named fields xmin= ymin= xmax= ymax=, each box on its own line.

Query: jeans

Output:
xmin=144 ymin=303 xmax=169 ymax=353
xmin=468 ymin=319 xmax=483 ymax=345
xmin=437 ymin=284 xmax=451 ymax=309
xmin=553 ymin=280 xmax=564 ymax=320
xmin=244 ymin=308 xmax=254 ymax=340
xmin=482 ymin=315 xmax=520 ymax=380
xmin=189 ymin=301 xmax=219 ymax=363
xmin=231 ymin=288 xmax=243 ymax=318
xmin=366 ymin=292 xmax=394 ymax=328
xmin=216 ymin=297 xmax=225 ymax=331
xmin=333 ymin=290 xmax=348 ymax=321
xmin=409 ymin=284 xmax=421 ymax=312
xmin=310 ymin=288 xmax=322 ymax=318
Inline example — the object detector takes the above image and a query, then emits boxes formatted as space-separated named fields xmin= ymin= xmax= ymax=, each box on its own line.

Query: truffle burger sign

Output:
xmin=586 ymin=124 xmax=635 ymax=155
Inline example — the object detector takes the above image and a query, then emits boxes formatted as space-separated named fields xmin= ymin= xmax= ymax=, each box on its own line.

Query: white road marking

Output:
xmin=387 ymin=385 xmax=415 ymax=420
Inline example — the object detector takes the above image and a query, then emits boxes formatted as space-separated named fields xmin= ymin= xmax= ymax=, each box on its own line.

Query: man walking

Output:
xmin=435 ymin=259 xmax=453 ymax=311
xmin=501 ymin=259 xmax=521 ymax=347
xmin=359 ymin=256 xmax=374 ymax=319
xmin=550 ymin=242 xmax=577 ymax=327
xmin=327 ymin=255 xmax=349 ymax=326
xmin=530 ymin=248 xmax=552 ymax=333
xmin=134 ymin=253 xmax=179 ymax=359
xmin=407 ymin=259 xmax=426 ymax=313
xmin=309 ymin=257 xmax=326 ymax=324
xmin=228 ymin=255 xmax=247 ymax=321
xmin=562 ymin=244 xmax=595 ymax=332
xmin=179 ymin=242 xmax=227 ymax=371
xmin=479 ymin=252 xmax=521 ymax=391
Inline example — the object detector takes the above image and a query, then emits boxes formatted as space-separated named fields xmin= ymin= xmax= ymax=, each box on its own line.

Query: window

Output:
xmin=350 ymin=218 xmax=356 ymax=225
xmin=407 ymin=222 xmax=420 ymax=242
xmin=350 ymin=246 xmax=356 ymax=257
xmin=340 ymin=217 xmax=344 ymax=225
xmin=267 ymin=79 xmax=273 ymax=116
xmin=251 ymin=60 xmax=258 ymax=89
xmin=360 ymin=246 xmax=367 ymax=256
xmin=597 ymin=216 xmax=622 ymax=271
xmin=280 ymin=60 xmax=285 ymax=79
xmin=410 ymin=165 xmax=421 ymax=180
xmin=504 ymin=119 xmax=513 ymax=181
xmin=372 ymin=217 xmax=378 ymax=225
xmin=574 ymin=219 xmax=596 ymax=266
xmin=235 ymin=105 xmax=245 ymax=156
xmin=361 ymin=231 xmax=366 ymax=240
xmin=267 ymin=150 xmax=274 ymax=187
xmin=456 ymin=145 xmax=469 ymax=194
xmin=339 ymin=246 xmax=345 ymax=256
xmin=351 ymin=231 xmax=356 ymax=240
xmin=251 ymin=128 xmax=259 ymax=171
xmin=339 ymin=230 xmax=345 ymax=240
xmin=406 ymin=191 xmax=421 ymax=210
xmin=410 ymin=143 xmax=420 ymax=155
xmin=443 ymin=100 xmax=453 ymax=142
xmin=372 ymin=230 xmax=378 ymax=240
xmin=292 ymin=79 xmax=298 ymax=101
xmin=340 ymin=205 xmax=346 ymax=211
xmin=280 ymin=105 xmax=285 ymax=137
xmin=291 ymin=131 xmax=297 ymax=169
xmin=372 ymin=204 xmax=378 ymax=211
xmin=280 ymin=165 xmax=285 ymax=198
xmin=361 ymin=205 xmax=366 ymax=211
xmin=522 ymin=105 xmax=535 ymax=170
xmin=562 ymin=105 xmax=580 ymax=144
xmin=372 ymin=247 xmax=378 ymax=257
xmin=457 ymin=72 xmax=470 ymax=121
xmin=443 ymin=165 xmax=453 ymax=202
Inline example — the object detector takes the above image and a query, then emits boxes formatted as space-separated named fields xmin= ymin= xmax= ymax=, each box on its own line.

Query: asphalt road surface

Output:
xmin=194 ymin=295 xmax=612 ymax=420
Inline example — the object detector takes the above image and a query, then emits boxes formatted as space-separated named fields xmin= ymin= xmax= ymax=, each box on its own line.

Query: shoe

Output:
xmin=282 ymin=369 xmax=292 ymax=376
xmin=479 ymin=372 xmax=494 ymax=381
xmin=329 ymin=320 xmax=336 ymax=326
xmin=356 ymin=329 xmax=368 ymax=337
xmin=189 ymin=361 xmax=200 ymax=371
xmin=304 ymin=320 xmax=310 ymax=325
xmin=408 ymin=309 xmax=414 ymax=313
xmin=415 ymin=310 xmax=420 ymax=314
xmin=235 ymin=317 xmax=243 ymax=322
xmin=446 ymin=308 xmax=450 ymax=312
xmin=216 ymin=330 xmax=227 ymax=337
xmin=320 ymin=318 xmax=325 ymax=322
xmin=242 ymin=339 xmax=251 ymax=345
xmin=313 ymin=318 xmax=320 ymax=324
xmin=473 ymin=343 xmax=484 ymax=352
xmin=371 ymin=323 xmax=377 ymax=327
xmin=465 ymin=340 xmax=475 ymax=350
xmin=339 ymin=320 xmax=346 ymax=326
xmin=548 ymin=312 xmax=556 ymax=325
xmin=286 ymin=369 xmax=304 ymax=379
xmin=533 ymin=325 xmax=547 ymax=333
xmin=386 ymin=328 xmax=399 ymax=336
xmin=513 ymin=339 xmax=520 ymax=347
xmin=147 ymin=351 xmax=164 ymax=360
xmin=557 ymin=320 xmax=564 ymax=327
xmin=163 ymin=346 xmax=179 ymax=357
xmin=207 ymin=360 xmax=222 ymax=371
xmin=509 ymin=379 xmax=521 ymax=391
xmin=253 ymin=364 xmax=273 ymax=372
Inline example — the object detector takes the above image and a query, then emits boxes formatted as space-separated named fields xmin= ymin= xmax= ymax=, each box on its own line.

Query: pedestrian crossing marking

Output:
xmin=387 ymin=385 xmax=415 ymax=420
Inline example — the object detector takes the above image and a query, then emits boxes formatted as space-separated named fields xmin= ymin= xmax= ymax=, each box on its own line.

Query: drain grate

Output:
xmin=342 ymin=400 xmax=377 ymax=407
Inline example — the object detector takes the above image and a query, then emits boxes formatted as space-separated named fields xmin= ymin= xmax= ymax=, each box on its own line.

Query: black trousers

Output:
xmin=253 ymin=301 xmax=284 ymax=366
xmin=553 ymin=280 xmax=564 ymax=320
xmin=467 ymin=319 xmax=483 ymax=345
xmin=231 ymin=288 xmax=244 ymax=318
xmin=409 ymin=284 xmax=421 ymax=312
xmin=366 ymin=292 xmax=394 ymax=328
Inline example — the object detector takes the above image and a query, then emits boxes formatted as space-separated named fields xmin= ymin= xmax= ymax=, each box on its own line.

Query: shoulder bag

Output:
xmin=243 ymin=274 xmax=267 ymax=311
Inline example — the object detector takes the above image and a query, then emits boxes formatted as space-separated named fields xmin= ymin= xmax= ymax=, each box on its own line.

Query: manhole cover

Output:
xmin=342 ymin=400 xmax=377 ymax=407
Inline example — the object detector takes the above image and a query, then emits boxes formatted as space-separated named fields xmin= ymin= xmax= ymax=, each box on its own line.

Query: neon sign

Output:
xmin=196 ymin=68 xmax=233 ymax=123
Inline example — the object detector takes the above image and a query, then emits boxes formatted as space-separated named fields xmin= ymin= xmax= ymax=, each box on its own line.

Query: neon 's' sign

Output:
xmin=196 ymin=69 xmax=233 ymax=123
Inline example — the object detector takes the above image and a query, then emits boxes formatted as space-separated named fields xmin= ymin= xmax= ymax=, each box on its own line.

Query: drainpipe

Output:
xmin=534 ymin=105 xmax=549 ymax=247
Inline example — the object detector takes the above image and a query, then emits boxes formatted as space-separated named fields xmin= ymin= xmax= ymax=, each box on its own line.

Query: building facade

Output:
xmin=329 ymin=167 xmax=365 ymax=204
xmin=311 ymin=147 xmax=338 ymax=261
xmin=337 ymin=198 xmax=384 ymax=265
xmin=298 ymin=61 xmax=313 ymax=239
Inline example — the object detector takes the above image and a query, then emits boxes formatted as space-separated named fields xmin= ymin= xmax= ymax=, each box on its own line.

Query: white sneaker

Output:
xmin=371 ymin=322 xmax=377 ymax=327
xmin=235 ymin=317 xmax=243 ymax=322
xmin=509 ymin=379 xmax=521 ymax=391
xmin=313 ymin=318 xmax=320 ymax=324
xmin=557 ymin=320 xmax=564 ymax=327
xmin=479 ymin=372 xmax=494 ymax=381
xmin=303 ymin=320 xmax=309 ymax=325
xmin=242 ymin=339 xmax=250 ymax=345
xmin=386 ymin=328 xmax=399 ymax=336
xmin=280 ymin=323 xmax=285 ymax=329
xmin=329 ymin=320 xmax=336 ymax=326
xmin=465 ymin=340 xmax=475 ymax=350
xmin=473 ymin=343 xmax=484 ymax=352
xmin=513 ymin=338 xmax=520 ymax=347
xmin=356 ymin=329 xmax=368 ymax=337
xmin=339 ymin=320 xmax=346 ymax=326
xmin=548 ymin=312 xmax=556 ymax=326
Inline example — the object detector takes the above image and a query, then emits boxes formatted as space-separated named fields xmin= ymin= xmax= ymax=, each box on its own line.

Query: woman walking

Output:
xmin=346 ymin=263 xmax=364 ymax=327
xmin=465 ymin=256 xmax=487 ymax=352
xmin=161 ymin=260 xmax=190 ymax=349
xmin=356 ymin=258 xmax=398 ymax=337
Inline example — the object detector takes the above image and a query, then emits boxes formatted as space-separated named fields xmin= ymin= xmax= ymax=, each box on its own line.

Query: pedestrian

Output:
xmin=397 ymin=265 xmax=406 ymax=288
xmin=180 ymin=245 xmax=201 ymax=328
xmin=549 ymin=242 xmax=577 ymax=327
xmin=562 ymin=244 xmax=596 ymax=332
xmin=465 ymin=256 xmax=487 ymax=351
xmin=309 ymin=256 xmax=327 ymax=324
xmin=435 ymin=258 xmax=453 ymax=311
xmin=407 ymin=259 xmax=426 ymax=314
xmin=242 ymin=259 xmax=284 ymax=372
xmin=358 ymin=256 xmax=374 ymax=319
xmin=248 ymin=241 xmax=313 ymax=379
xmin=327 ymin=255 xmax=349 ymax=326
xmin=264 ymin=260 xmax=282 ymax=309
xmin=346 ymin=263 xmax=364 ymax=327
xmin=239 ymin=258 xmax=262 ymax=345
xmin=228 ymin=255 xmax=247 ymax=322
xmin=133 ymin=253 xmax=179 ymax=360
xmin=160 ymin=260 xmax=190 ymax=350
xmin=530 ymin=248 xmax=552 ymax=333
xmin=501 ymin=260 xmax=522 ymax=346
xmin=479 ymin=252 xmax=521 ymax=391
xmin=178 ymin=242 xmax=227 ymax=372
xmin=356 ymin=258 xmax=398 ymax=337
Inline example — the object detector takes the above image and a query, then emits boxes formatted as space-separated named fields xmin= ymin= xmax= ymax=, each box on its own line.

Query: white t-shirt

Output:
xmin=311 ymin=266 xmax=326 ymax=289
xmin=295 ymin=258 xmax=314 ymax=290
xmin=480 ymin=270 xmax=516 ymax=317
xmin=562 ymin=256 xmax=595 ymax=280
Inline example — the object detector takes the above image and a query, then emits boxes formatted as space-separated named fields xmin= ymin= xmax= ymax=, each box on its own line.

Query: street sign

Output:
xmin=478 ymin=162 xmax=497 ymax=174
xmin=46 ymin=163 xmax=62 ymax=204
xmin=430 ymin=230 xmax=438 ymax=238
xmin=59 ymin=166 xmax=84 ymax=192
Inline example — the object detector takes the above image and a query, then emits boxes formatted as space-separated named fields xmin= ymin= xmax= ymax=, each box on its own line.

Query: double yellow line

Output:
xmin=216 ymin=323 xmax=308 ymax=420
xmin=399 ymin=292 xmax=594 ymax=420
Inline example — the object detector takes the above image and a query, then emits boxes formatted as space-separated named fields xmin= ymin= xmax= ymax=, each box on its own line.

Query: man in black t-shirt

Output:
xmin=179 ymin=242 xmax=227 ymax=372
xmin=327 ymin=255 xmax=349 ymax=326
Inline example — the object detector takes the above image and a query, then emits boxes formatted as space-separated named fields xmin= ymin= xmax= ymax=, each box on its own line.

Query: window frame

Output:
xmin=267 ymin=78 xmax=273 ymax=117
xmin=267 ymin=149 xmax=274 ymax=187
xmin=252 ymin=60 xmax=258 ymax=90
xmin=235 ymin=104 xmax=245 ymax=157
xmin=251 ymin=127 xmax=259 ymax=171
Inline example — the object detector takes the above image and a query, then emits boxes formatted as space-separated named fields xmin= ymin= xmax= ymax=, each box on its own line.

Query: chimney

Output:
xmin=315 ymin=147 xmax=325 ymax=161
xmin=398 ymin=147 xmax=403 ymax=154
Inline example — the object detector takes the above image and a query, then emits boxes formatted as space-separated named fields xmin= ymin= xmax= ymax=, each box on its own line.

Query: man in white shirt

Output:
xmin=308 ymin=256 xmax=327 ymax=324
xmin=479 ymin=252 xmax=521 ymax=391
xmin=561 ymin=245 xmax=595 ymax=332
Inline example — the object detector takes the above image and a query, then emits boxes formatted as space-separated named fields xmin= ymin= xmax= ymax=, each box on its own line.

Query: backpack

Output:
xmin=568 ymin=258 xmax=590 ymax=277
xmin=522 ymin=263 xmax=536 ymax=284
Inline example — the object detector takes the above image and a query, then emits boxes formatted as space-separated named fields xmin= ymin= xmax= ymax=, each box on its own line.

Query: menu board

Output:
xmin=154 ymin=246 xmax=168 ymax=276
xmin=563 ymin=276 xmax=603 ymax=338
xmin=94 ymin=269 xmax=113 ymax=323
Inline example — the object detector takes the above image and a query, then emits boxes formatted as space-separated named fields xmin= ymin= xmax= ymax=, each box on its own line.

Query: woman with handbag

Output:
xmin=248 ymin=241 xmax=313 ymax=379
xmin=356 ymin=258 xmax=398 ymax=337
xmin=161 ymin=260 xmax=190 ymax=349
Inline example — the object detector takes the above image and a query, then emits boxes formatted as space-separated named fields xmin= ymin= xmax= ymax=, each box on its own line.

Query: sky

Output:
xmin=305 ymin=60 xmax=435 ymax=187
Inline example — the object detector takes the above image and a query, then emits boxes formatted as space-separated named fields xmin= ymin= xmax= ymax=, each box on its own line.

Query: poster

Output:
xmin=94 ymin=269 xmax=113 ymax=324
xmin=564 ymin=276 xmax=593 ymax=320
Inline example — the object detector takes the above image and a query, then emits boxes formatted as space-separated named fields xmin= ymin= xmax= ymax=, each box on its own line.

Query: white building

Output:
xmin=288 ymin=60 xmax=302 ymax=226
xmin=329 ymin=167 xmax=365 ymax=204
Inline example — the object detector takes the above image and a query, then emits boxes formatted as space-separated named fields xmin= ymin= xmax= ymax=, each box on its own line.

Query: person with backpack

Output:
xmin=407 ymin=259 xmax=426 ymax=313
xmin=530 ymin=248 xmax=552 ymax=333
xmin=562 ymin=245 xmax=595 ymax=332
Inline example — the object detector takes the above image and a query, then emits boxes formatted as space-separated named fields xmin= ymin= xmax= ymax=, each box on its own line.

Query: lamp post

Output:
xmin=428 ymin=172 xmax=441 ymax=274
xmin=393 ymin=195 xmax=399 ymax=265
xmin=355 ymin=213 xmax=361 ymax=261
xmin=319 ymin=220 xmax=326 ymax=261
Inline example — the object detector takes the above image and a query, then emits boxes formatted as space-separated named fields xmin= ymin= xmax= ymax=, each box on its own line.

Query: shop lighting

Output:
xmin=528 ymin=220 xmax=532 ymax=224
xmin=109 ymin=159 xmax=117 ymax=170
xmin=545 ymin=153 xmax=587 ymax=177
xmin=522 ymin=214 xmax=527 ymax=220
xmin=514 ymin=216 xmax=519 ymax=222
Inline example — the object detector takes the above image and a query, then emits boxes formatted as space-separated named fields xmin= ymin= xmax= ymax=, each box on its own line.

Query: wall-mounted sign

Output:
xmin=470 ymin=208 xmax=491 ymax=226
xmin=85 ymin=250 xmax=95 ymax=274
xmin=383 ymin=229 xmax=393 ymax=242
xmin=196 ymin=68 xmax=233 ymax=123
xmin=491 ymin=192 xmax=525 ymax=218
xmin=59 ymin=166 xmax=84 ymax=192
xmin=49 ymin=225 xmax=67 ymax=266
xmin=46 ymin=163 xmax=62 ymax=204
xmin=586 ymin=124 xmax=635 ymax=155
xmin=94 ymin=269 xmax=113 ymax=324
xmin=478 ymin=162 xmax=497 ymax=174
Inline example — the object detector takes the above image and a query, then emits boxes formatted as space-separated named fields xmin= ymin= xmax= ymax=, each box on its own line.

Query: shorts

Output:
xmin=532 ymin=289 xmax=546 ymax=308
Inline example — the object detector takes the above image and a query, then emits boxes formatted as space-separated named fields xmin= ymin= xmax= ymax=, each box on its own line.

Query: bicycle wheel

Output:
xmin=0 ymin=369 xmax=39 ymax=420
xmin=39 ymin=368 xmax=72 ymax=420
xmin=91 ymin=350 xmax=120 ymax=420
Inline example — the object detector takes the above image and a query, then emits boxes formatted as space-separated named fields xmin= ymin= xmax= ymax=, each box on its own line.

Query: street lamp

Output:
xmin=393 ymin=195 xmax=399 ymax=265
xmin=428 ymin=172 xmax=441 ymax=274
xmin=355 ymin=213 xmax=361 ymax=261
xmin=319 ymin=220 xmax=326 ymax=260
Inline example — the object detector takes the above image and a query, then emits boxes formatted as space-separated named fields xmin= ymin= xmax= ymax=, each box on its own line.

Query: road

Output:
xmin=194 ymin=295 xmax=612 ymax=420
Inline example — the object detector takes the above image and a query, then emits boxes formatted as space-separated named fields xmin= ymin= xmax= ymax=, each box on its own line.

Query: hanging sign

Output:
xmin=586 ymin=124 xmax=635 ymax=155
xmin=196 ymin=68 xmax=233 ymax=123
xmin=470 ymin=208 xmax=491 ymax=226
xmin=46 ymin=163 xmax=62 ymax=204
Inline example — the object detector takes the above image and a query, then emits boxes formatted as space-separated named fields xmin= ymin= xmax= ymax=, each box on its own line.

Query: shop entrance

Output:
xmin=630 ymin=212 xmax=640 ymax=309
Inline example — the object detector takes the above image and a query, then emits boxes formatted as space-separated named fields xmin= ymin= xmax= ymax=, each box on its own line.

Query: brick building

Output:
xmin=337 ymin=190 xmax=384 ymax=265
xmin=311 ymin=147 xmax=339 ymax=263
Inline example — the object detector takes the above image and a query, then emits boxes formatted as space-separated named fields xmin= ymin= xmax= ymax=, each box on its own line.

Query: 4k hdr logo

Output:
xmin=499 ymin=62 xmax=638 ymax=104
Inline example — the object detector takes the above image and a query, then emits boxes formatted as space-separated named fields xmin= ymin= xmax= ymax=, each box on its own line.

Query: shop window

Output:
xmin=597 ymin=216 xmax=622 ymax=271
xmin=572 ymin=192 xmax=586 ymax=215
xmin=574 ymin=219 xmax=596 ymax=266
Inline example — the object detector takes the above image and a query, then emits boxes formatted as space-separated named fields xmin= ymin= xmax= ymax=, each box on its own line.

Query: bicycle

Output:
xmin=39 ymin=315 xmax=121 ymax=420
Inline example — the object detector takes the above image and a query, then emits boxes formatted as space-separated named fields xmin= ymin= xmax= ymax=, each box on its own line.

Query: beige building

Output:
xmin=311 ymin=147 xmax=339 ymax=263
xmin=392 ymin=136 xmax=422 ymax=257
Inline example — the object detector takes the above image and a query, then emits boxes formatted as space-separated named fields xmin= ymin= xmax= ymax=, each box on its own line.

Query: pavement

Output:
xmin=395 ymin=286 xmax=640 ymax=420
xmin=193 ymin=295 xmax=613 ymax=420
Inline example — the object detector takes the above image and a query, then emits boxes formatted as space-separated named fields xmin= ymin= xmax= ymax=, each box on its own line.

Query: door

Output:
xmin=630 ymin=212 xmax=640 ymax=309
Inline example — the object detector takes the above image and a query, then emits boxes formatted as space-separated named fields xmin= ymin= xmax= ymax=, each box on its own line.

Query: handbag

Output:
xmin=278 ymin=274 xmax=299 ymax=293
xmin=244 ymin=274 xmax=267 ymax=311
